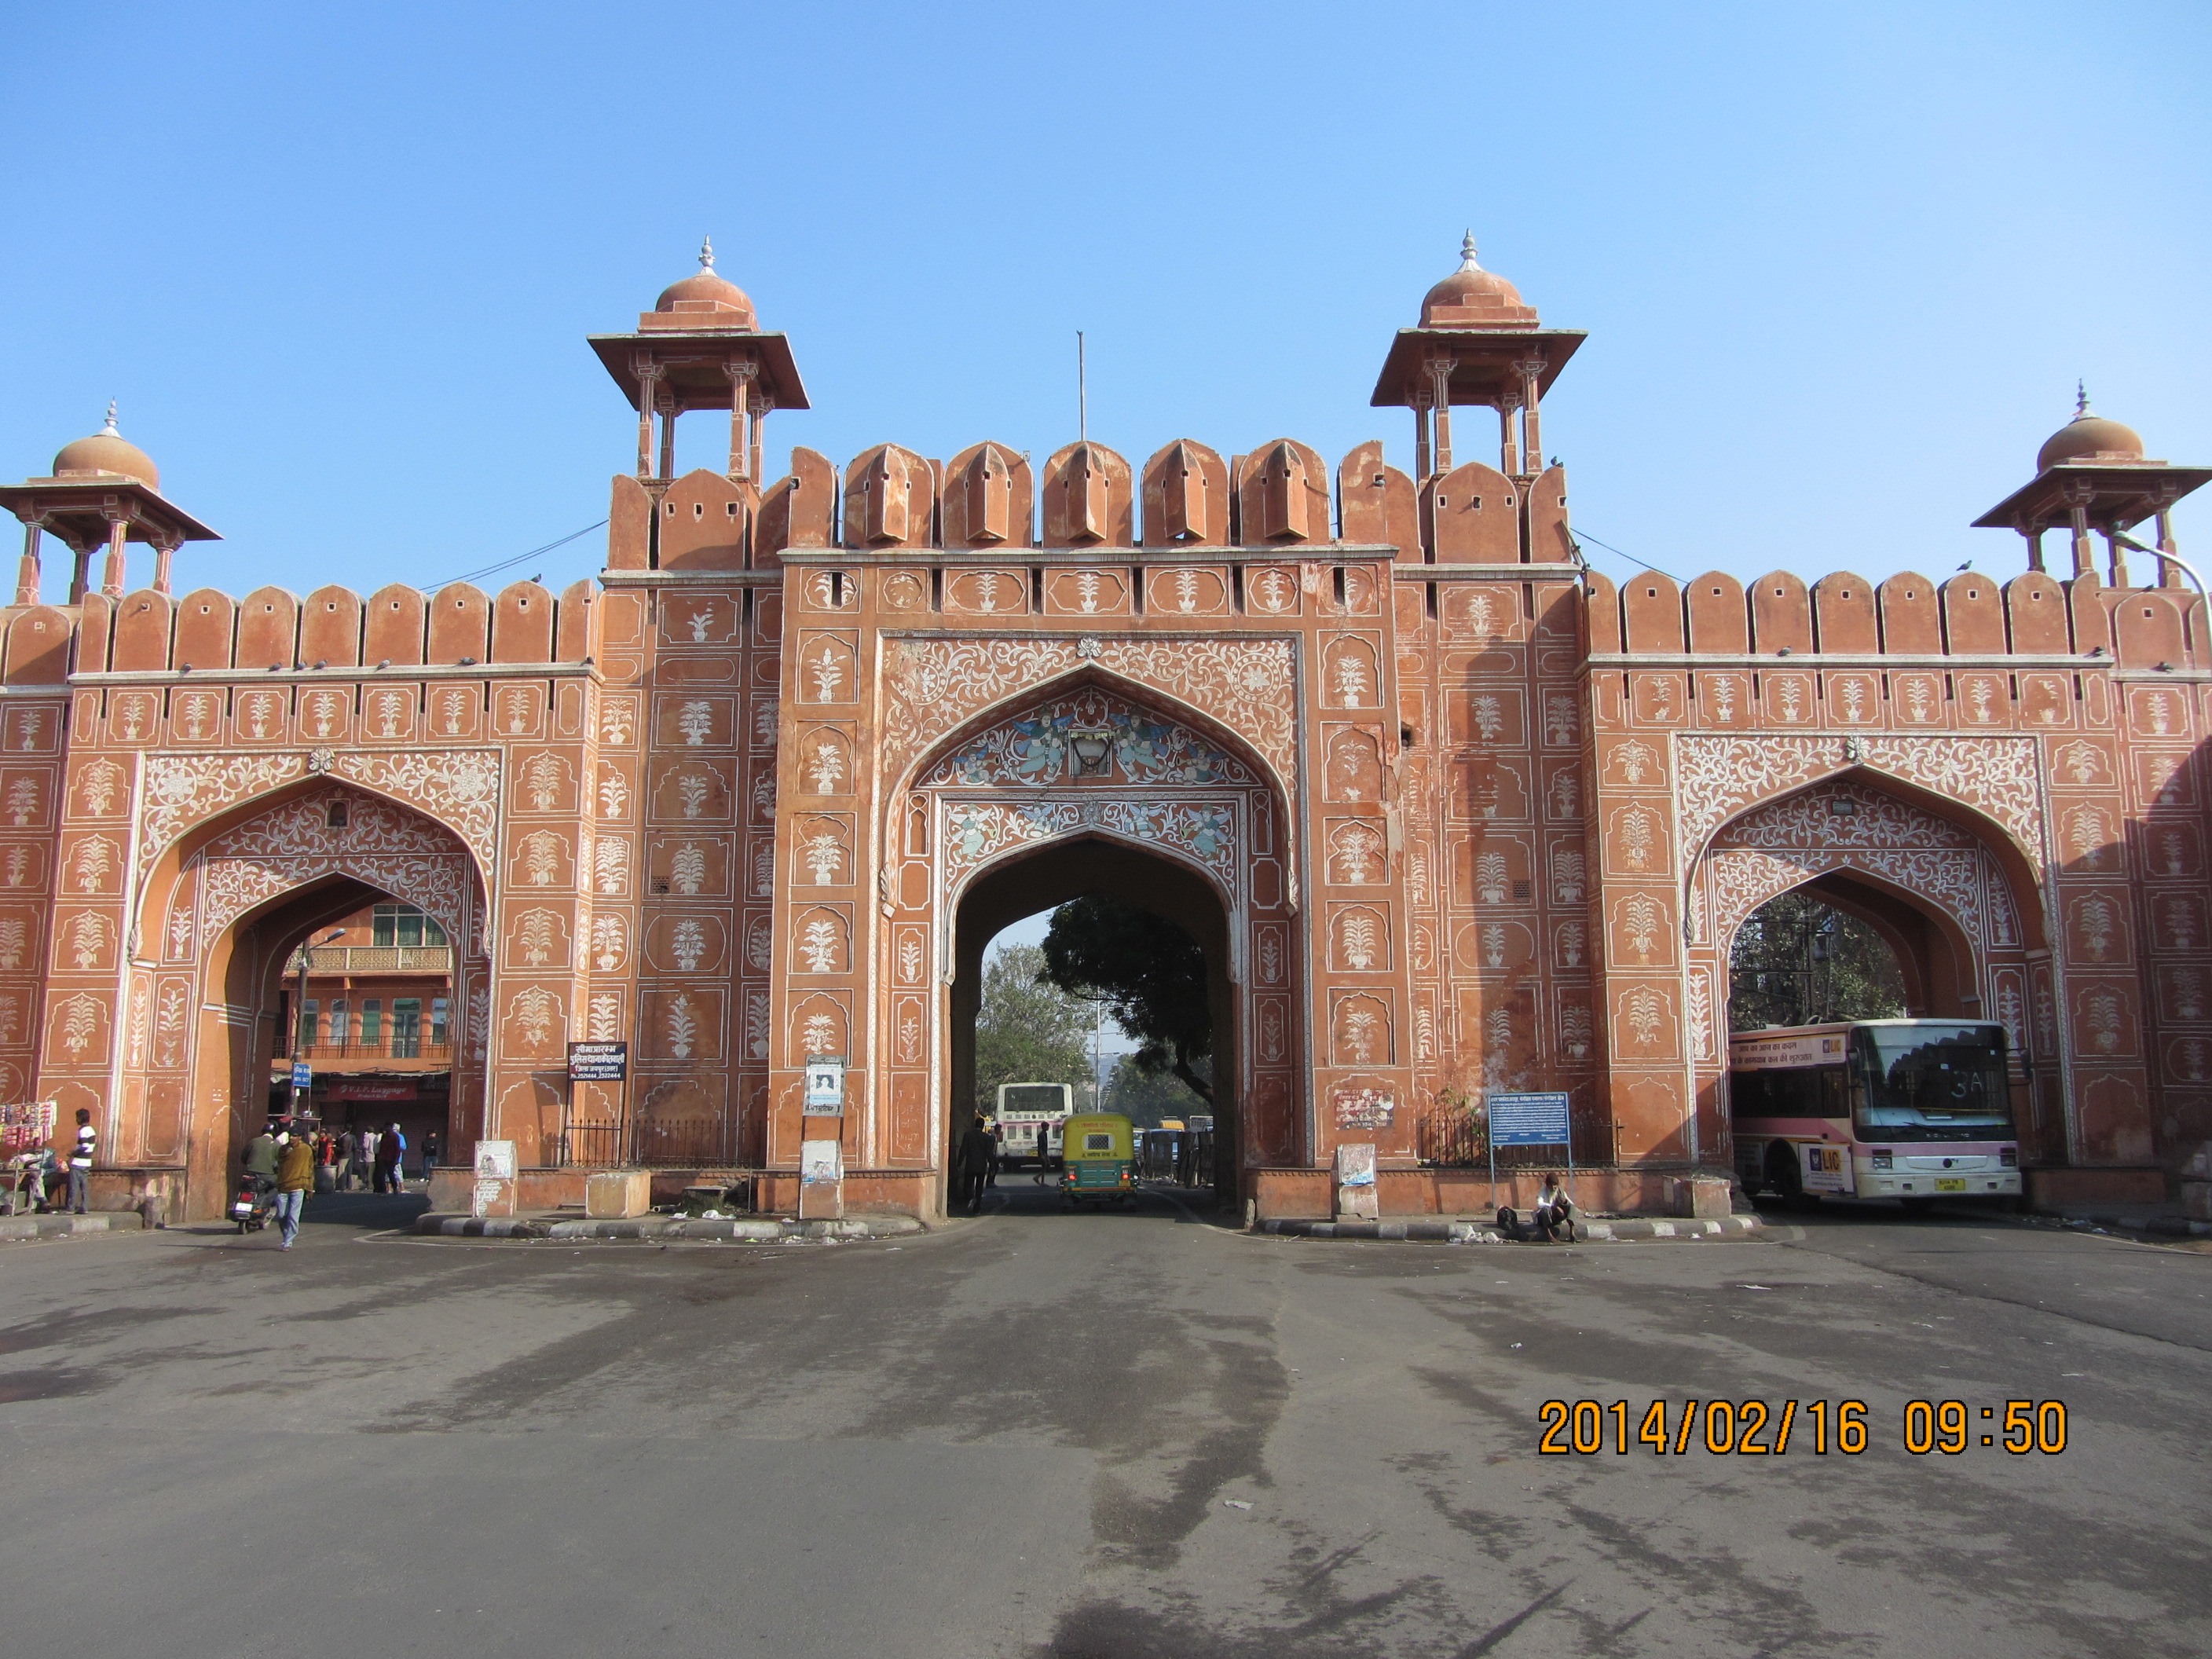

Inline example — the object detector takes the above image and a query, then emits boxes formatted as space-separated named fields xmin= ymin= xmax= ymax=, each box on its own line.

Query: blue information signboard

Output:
xmin=1489 ymin=1091 xmax=1572 ymax=1146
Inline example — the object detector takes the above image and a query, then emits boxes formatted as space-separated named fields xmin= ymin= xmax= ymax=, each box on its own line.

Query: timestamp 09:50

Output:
xmin=1536 ymin=1398 xmax=2069 ymax=1456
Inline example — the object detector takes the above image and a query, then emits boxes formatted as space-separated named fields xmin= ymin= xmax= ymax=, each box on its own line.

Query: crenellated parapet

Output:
xmin=0 ymin=577 xmax=599 ymax=685
xmin=1588 ymin=566 xmax=2207 ymax=674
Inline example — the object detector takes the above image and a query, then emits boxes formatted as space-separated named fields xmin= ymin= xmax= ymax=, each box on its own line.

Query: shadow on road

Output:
xmin=968 ymin=1177 xmax=1241 ymax=1229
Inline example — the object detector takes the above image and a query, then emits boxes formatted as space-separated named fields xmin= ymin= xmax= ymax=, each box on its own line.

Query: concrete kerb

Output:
xmin=1258 ymin=1214 xmax=1766 ymax=1243
xmin=0 ymin=1211 xmax=150 ymax=1241
xmin=413 ymin=1212 xmax=925 ymax=1243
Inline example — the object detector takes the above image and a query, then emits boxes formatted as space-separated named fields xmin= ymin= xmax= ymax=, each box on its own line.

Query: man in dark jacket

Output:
xmin=954 ymin=1118 xmax=996 ymax=1217
xmin=241 ymin=1124 xmax=280 ymax=1196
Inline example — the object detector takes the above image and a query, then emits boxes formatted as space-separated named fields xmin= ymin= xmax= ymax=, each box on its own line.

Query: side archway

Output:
xmin=116 ymin=778 xmax=489 ymax=1218
xmin=1685 ymin=772 xmax=2057 ymax=1166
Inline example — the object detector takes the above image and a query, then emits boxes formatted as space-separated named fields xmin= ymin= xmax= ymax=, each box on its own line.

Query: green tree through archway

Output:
xmin=972 ymin=942 xmax=1093 ymax=1115
xmin=1041 ymin=896 xmax=1214 ymax=1104
xmin=1730 ymin=889 xmax=1906 ymax=1030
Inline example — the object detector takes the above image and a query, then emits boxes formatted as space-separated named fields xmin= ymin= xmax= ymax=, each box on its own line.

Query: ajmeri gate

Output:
xmin=5 ymin=236 xmax=2208 ymax=1223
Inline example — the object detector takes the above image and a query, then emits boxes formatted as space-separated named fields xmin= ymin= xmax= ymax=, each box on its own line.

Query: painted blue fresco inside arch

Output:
xmin=923 ymin=689 xmax=1255 ymax=789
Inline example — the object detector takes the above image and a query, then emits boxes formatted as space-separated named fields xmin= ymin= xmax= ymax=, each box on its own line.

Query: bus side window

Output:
xmin=1820 ymin=1067 xmax=1846 ymax=1116
xmin=1732 ymin=1071 xmax=1766 ymax=1115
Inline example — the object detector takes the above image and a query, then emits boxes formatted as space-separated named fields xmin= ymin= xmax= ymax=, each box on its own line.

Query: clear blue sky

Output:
xmin=6 ymin=2 xmax=2205 ymax=600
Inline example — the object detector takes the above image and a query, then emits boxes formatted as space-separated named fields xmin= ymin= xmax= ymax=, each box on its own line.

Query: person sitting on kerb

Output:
xmin=1496 ymin=1171 xmax=1580 ymax=1242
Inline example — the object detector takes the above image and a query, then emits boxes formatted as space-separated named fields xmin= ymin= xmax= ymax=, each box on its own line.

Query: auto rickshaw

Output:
xmin=1060 ymin=1112 xmax=1137 ymax=1207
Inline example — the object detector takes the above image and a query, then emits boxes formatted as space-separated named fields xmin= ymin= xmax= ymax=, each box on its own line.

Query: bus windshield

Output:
xmin=1849 ymin=1024 xmax=2010 ymax=1141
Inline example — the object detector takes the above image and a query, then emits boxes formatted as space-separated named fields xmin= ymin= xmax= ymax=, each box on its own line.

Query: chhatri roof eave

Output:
xmin=0 ymin=475 xmax=222 ymax=544
xmin=586 ymin=330 xmax=811 ymax=412
xmin=1970 ymin=460 xmax=2212 ymax=533
xmin=1368 ymin=327 xmax=1588 ymax=409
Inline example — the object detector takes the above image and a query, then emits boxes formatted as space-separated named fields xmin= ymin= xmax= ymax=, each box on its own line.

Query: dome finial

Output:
xmin=2075 ymin=379 xmax=2090 ymax=416
xmin=1459 ymin=229 xmax=1481 ymax=271
xmin=102 ymin=399 xmax=119 ymax=436
xmin=699 ymin=235 xmax=715 ymax=271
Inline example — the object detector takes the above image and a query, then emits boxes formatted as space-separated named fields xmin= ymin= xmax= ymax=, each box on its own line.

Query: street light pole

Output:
xmin=288 ymin=928 xmax=345 ymax=1122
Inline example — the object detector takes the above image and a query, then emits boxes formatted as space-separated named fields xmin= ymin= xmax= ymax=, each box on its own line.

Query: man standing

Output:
xmin=334 ymin=1125 xmax=357 ymax=1192
xmin=66 ymin=1108 xmax=95 ymax=1214
xmin=420 ymin=1130 xmax=439 ymax=1181
xmin=273 ymin=1128 xmax=314 ymax=1249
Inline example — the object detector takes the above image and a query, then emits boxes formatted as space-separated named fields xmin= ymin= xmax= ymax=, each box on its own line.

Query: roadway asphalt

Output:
xmin=1 ymin=1181 xmax=2205 ymax=1658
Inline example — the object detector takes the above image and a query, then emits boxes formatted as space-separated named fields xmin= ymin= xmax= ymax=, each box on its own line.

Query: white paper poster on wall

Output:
xmin=474 ymin=1140 xmax=517 ymax=1179
xmin=800 ymin=1139 xmax=843 ymax=1186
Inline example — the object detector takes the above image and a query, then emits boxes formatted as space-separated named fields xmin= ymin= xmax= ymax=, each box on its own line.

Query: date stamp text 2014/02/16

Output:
xmin=1536 ymin=1399 xmax=2070 ymax=1456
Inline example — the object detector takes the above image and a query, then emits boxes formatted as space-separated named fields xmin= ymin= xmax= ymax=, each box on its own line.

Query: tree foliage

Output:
xmin=1041 ymin=896 xmax=1213 ymax=1103
xmin=1729 ymin=890 xmax=1906 ymax=1030
xmin=972 ymin=942 xmax=1094 ymax=1115
xmin=1102 ymin=1052 xmax=1210 ymax=1129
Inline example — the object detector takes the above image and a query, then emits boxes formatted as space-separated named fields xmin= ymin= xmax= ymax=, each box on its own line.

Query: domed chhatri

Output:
xmin=52 ymin=401 xmax=160 ymax=490
xmin=2037 ymin=384 xmax=2147 ymax=473
xmin=1419 ymin=231 xmax=1540 ymax=329
xmin=651 ymin=236 xmax=756 ymax=330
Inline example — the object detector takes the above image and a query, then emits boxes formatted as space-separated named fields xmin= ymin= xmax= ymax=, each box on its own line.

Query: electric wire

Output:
xmin=424 ymin=519 xmax=607 ymax=591
xmin=1571 ymin=528 xmax=1686 ymax=584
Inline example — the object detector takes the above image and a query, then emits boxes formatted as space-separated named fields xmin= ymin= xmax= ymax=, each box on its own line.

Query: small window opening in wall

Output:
xmin=1646 ymin=587 xmax=1658 ymax=598
xmin=1400 ymin=723 xmax=1417 ymax=748
xmin=1512 ymin=880 xmax=1532 ymax=901
xmin=1436 ymin=496 xmax=1448 ymax=509
xmin=693 ymin=502 xmax=705 ymax=519
xmin=727 ymin=501 xmax=739 ymax=518
xmin=326 ymin=802 xmax=349 ymax=829
xmin=1333 ymin=566 xmax=1347 ymax=606
xmin=1470 ymin=496 xmax=1483 ymax=510
xmin=654 ymin=880 xmax=670 ymax=895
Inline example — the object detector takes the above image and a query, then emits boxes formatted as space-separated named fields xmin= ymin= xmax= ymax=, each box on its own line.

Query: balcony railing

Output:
xmin=302 ymin=946 xmax=452 ymax=973
xmin=282 ymin=1040 xmax=454 ymax=1063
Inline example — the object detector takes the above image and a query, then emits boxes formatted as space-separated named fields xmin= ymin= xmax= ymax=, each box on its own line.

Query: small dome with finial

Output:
xmin=2037 ymin=383 xmax=2147 ymax=472
xmin=53 ymin=401 xmax=159 ymax=489
xmin=1419 ymin=231 xmax=1540 ymax=329
xmin=653 ymin=236 xmax=757 ymax=329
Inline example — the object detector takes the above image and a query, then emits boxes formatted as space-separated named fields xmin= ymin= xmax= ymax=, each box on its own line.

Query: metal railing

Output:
xmin=303 ymin=946 xmax=452 ymax=973
xmin=287 ymin=1040 xmax=453 ymax=1062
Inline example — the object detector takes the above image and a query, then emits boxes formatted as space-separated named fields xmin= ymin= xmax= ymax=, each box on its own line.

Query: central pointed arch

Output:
xmin=868 ymin=666 xmax=1306 ymax=1213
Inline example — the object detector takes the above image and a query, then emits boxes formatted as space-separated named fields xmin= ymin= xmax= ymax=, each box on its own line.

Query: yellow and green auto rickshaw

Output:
xmin=1060 ymin=1113 xmax=1137 ymax=1207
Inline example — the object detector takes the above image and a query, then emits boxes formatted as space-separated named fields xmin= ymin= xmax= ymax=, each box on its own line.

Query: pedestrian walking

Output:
xmin=67 ymin=1108 xmax=95 ymax=1214
xmin=375 ymin=1122 xmax=406 ymax=1192
xmin=359 ymin=1127 xmax=381 ymax=1191
xmin=954 ymin=1115 xmax=995 ymax=1216
xmin=420 ymin=1131 xmax=439 ymax=1179
xmin=273 ymin=1129 xmax=314 ymax=1249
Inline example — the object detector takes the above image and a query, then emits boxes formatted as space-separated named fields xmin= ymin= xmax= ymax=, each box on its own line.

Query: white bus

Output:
xmin=993 ymin=1082 xmax=1073 ymax=1170
xmin=1730 ymin=1020 xmax=2022 ymax=1210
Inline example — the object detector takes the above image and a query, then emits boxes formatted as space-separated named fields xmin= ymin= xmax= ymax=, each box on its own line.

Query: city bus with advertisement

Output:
xmin=1729 ymin=1020 xmax=2023 ymax=1210
xmin=993 ymin=1082 xmax=1072 ymax=1171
